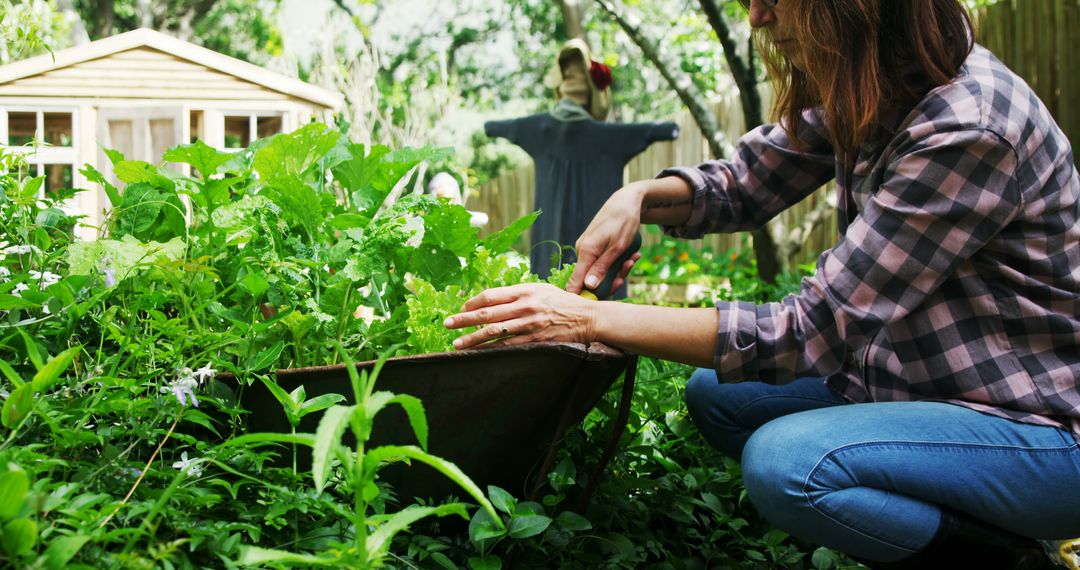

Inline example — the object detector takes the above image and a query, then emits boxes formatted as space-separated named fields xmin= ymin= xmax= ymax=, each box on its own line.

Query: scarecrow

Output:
xmin=485 ymin=39 xmax=679 ymax=298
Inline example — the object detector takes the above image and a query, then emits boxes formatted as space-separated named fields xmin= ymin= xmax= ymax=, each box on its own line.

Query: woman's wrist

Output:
xmin=639 ymin=176 xmax=694 ymax=226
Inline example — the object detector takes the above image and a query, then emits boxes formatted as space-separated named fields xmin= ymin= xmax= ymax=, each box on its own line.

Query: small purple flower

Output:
xmin=103 ymin=265 xmax=116 ymax=288
xmin=161 ymin=368 xmax=199 ymax=407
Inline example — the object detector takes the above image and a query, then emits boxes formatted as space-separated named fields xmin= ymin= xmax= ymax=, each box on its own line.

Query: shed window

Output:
xmin=257 ymin=115 xmax=283 ymax=139
xmin=8 ymin=112 xmax=36 ymax=146
xmin=4 ymin=111 xmax=73 ymax=147
xmin=222 ymin=113 xmax=285 ymax=150
xmin=43 ymin=112 xmax=73 ymax=146
xmin=189 ymin=110 xmax=203 ymax=144
xmin=223 ymin=115 xmax=250 ymax=148
xmin=43 ymin=164 xmax=74 ymax=195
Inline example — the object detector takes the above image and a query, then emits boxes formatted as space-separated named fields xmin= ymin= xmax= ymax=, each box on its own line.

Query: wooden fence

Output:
xmin=472 ymin=0 xmax=1079 ymax=268
xmin=974 ymin=0 xmax=1080 ymax=165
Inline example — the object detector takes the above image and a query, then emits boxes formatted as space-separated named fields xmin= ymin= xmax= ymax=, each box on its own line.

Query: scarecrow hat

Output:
xmin=550 ymin=38 xmax=613 ymax=121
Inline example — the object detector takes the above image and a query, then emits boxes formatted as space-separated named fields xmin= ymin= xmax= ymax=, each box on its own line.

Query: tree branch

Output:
xmin=594 ymin=0 xmax=724 ymax=158
xmin=697 ymin=0 xmax=762 ymax=128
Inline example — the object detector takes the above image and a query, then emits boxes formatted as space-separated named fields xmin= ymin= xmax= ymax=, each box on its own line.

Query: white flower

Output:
xmin=41 ymin=303 xmax=50 ymax=315
xmin=11 ymin=283 xmax=29 ymax=298
xmin=28 ymin=270 xmax=61 ymax=287
xmin=2 ymin=244 xmax=41 ymax=256
xmin=161 ymin=368 xmax=200 ymax=407
xmin=0 ymin=267 xmax=9 ymax=279
xmin=193 ymin=364 xmax=217 ymax=383
xmin=171 ymin=452 xmax=204 ymax=477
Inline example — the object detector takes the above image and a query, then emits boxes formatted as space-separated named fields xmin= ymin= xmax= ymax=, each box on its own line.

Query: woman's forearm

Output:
xmin=593 ymin=302 xmax=719 ymax=368
xmin=632 ymin=176 xmax=695 ymax=226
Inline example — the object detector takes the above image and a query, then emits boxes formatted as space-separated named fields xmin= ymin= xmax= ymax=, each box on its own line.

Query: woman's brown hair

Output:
xmin=759 ymin=0 xmax=974 ymax=154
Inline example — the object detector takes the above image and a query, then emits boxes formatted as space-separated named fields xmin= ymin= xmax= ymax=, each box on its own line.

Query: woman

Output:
xmin=445 ymin=0 xmax=1080 ymax=567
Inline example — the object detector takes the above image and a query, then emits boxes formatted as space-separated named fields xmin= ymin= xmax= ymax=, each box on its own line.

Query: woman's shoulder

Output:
xmin=904 ymin=44 xmax=1053 ymax=151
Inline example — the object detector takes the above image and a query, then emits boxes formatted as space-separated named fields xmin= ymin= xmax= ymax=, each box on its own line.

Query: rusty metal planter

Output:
xmin=239 ymin=341 xmax=633 ymax=501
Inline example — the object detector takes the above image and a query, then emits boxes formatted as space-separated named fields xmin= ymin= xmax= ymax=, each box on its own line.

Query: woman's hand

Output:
xmin=567 ymin=184 xmax=646 ymax=295
xmin=444 ymin=283 xmax=598 ymax=349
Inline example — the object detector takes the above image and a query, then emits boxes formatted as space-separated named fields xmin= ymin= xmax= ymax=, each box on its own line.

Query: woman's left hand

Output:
xmin=443 ymin=283 xmax=598 ymax=349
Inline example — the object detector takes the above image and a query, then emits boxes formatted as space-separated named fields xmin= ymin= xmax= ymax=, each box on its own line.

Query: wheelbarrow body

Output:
xmin=240 ymin=342 xmax=632 ymax=500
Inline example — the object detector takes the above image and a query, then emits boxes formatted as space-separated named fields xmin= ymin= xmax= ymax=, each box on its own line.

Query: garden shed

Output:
xmin=0 ymin=27 xmax=343 ymax=238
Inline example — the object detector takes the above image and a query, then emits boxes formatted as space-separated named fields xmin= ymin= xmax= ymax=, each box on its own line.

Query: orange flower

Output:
xmin=678 ymin=252 xmax=690 ymax=261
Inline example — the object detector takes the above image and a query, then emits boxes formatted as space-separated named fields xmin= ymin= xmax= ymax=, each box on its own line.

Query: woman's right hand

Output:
xmin=567 ymin=183 xmax=647 ymax=295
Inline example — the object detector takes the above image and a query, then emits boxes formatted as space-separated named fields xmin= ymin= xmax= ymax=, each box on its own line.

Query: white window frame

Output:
xmin=0 ymin=106 xmax=80 ymax=198
xmin=219 ymin=110 xmax=288 ymax=152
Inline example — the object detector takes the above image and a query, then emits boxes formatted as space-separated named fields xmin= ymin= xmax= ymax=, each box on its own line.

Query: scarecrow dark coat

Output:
xmin=485 ymin=113 xmax=678 ymax=297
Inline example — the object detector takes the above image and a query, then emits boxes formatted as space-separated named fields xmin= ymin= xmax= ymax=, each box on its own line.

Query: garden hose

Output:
xmin=579 ymin=232 xmax=643 ymax=301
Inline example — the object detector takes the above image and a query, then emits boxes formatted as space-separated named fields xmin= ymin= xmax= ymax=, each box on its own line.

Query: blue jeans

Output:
xmin=685 ymin=368 xmax=1080 ymax=562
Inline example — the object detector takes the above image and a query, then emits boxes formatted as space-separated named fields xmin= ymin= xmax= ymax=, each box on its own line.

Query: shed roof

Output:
xmin=0 ymin=28 xmax=343 ymax=110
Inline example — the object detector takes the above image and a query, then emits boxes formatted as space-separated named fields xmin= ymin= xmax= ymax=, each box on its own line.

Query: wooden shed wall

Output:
xmin=0 ymin=47 xmax=295 ymax=102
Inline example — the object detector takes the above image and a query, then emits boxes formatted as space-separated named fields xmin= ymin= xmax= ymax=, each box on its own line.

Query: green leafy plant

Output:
xmin=225 ymin=343 xmax=503 ymax=567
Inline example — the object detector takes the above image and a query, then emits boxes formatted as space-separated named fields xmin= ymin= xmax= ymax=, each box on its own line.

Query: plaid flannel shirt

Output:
xmin=661 ymin=45 xmax=1080 ymax=441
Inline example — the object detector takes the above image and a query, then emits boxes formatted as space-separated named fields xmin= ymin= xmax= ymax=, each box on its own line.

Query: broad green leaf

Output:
xmin=181 ymin=408 xmax=221 ymax=437
xmin=114 ymin=160 xmax=175 ymax=192
xmin=0 ymin=295 xmax=36 ymax=311
xmin=333 ymin=144 xmax=390 ymax=201
xmin=487 ymin=486 xmax=516 ymax=515
xmin=364 ymin=445 xmax=500 ymax=524
xmin=365 ymin=392 xmax=428 ymax=450
xmin=1 ymin=518 xmax=37 ymax=556
xmin=334 ymin=144 xmax=452 ymax=212
xmin=311 ymin=404 xmax=354 ymax=494
xmin=481 ymin=211 xmax=540 ymax=253
xmin=298 ymin=393 xmax=346 ymax=418
xmin=423 ymin=204 xmax=479 ymax=257
xmin=253 ymin=122 xmax=340 ymax=182
xmin=102 ymin=147 xmax=125 ymax=166
xmin=0 ymin=360 xmax=23 ymax=387
xmin=248 ymin=341 xmax=285 ymax=372
xmin=509 ymin=516 xmax=552 ymax=539
xmin=42 ymin=534 xmax=89 ymax=570
xmin=238 ymin=272 xmax=269 ymax=298
xmin=0 ymin=470 xmax=29 ymax=519
xmin=366 ymin=503 xmax=468 ymax=558
xmin=1 ymin=385 xmax=33 ymax=429
xmin=508 ymin=514 xmax=551 ymax=539
xmin=115 ymin=183 xmax=167 ymax=239
xmin=257 ymin=376 xmax=299 ymax=425
xmin=199 ymin=176 xmax=241 ymax=210
xmin=237 ymin=546 xmax=339 ymax=566
xmin=79 ymin=164 xmax=121 ymax=207
xmin=554 ymin=511 xmax=592 ymax=532
xmin=220 ymin=432 xmax=315 ymax=449
xmin=19 ymin=176 xmax=44 ymax=201
xmin=467 ymin=556 xmax=503 ymax=570
xmin=31 ymin=345 xmax=81 ymax=392
xmin=162 ymin=140 xmax=235 ymax=179
xmin=67 ymin=235 xmax=186 ymax=279
xmin=330 ymin=213 xmax=371 ymax=230
xmin=262 ymin=176 xmax=324 ymax=237
xmin=408 ymin=244 xmax=463 ymax=289
xmin=18 ymin=330 xmax=43 ymax=370
xmin=468 ymin=508 xmax=507 ymax=546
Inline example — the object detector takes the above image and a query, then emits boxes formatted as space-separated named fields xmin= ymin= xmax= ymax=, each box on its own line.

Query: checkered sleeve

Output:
xmin=715 ymin=127 xmax=1024 ymax=383
xmin=658 ymin=109 xmax=836 ymax=239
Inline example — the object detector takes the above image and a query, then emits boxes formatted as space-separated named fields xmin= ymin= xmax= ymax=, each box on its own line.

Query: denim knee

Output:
xmin=741 ymin=415 xmax=819 ymax=527
xmin=684 ymin=367 xmax=720 ymax=425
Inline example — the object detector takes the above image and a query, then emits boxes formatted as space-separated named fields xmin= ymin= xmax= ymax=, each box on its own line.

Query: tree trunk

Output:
xmin=697 ymin=0 xmax=779 ymax=283
xmin=596 ymin=0 xmax=780 ymax=284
